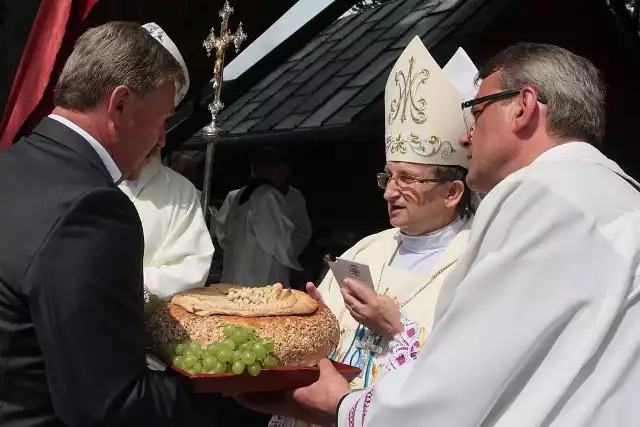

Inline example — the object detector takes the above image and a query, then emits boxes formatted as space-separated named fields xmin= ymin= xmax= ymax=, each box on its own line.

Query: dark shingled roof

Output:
xmin=204 ymin=0 xmax=492 ymax=142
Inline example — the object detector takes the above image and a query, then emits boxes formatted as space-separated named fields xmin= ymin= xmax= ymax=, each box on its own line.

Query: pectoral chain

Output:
xmin=376 ymin=260 xmax=457 ymax=309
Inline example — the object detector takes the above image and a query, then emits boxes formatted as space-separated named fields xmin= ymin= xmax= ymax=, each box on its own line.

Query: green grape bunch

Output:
xmin=169 ymin=324 xmax=279 ymax=376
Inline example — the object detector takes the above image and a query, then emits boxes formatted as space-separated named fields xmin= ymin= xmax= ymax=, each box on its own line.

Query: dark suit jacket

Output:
xmin=0 ymin=118 xmax=198 ymax=426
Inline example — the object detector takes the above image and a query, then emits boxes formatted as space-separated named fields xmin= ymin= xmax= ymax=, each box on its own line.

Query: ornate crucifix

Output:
xmin=200 ymin=0 xmax=247 ymax=222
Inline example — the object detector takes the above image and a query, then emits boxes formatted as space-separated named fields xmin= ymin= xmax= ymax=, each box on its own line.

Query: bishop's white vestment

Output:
xmin=338 ymin=142 xmax=640 ymax=427
xmin=215 ymin=184 xmax=311 ymax=288
xmin=119 ymin=155 xmax=214 ymax=301
xmin=271 ymin=216 xmax=471 ymax=427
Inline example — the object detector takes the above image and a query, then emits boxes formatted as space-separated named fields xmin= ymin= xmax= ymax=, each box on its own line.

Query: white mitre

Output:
xmin=385 ymin=36 xmax=477 ymax=168
xmin=142 ymin=22 xmax=190 ymax=106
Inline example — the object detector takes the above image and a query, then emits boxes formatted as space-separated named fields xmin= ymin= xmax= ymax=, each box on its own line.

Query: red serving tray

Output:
xmin=172 ymin=361 xmax=360 ymax=394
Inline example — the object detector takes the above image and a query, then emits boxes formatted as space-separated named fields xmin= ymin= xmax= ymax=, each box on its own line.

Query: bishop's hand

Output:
xmin=341 ymin=278 xmax=403 ymax=339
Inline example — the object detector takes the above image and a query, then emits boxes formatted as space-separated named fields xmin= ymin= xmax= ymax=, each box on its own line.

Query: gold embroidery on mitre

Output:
xmin=386 ymin=133 xmax=456 ymax=159
xmin=385 ymin=134 xmax=408 ymax=155
xmin=388 ymin=56 xmax=430 ymax=125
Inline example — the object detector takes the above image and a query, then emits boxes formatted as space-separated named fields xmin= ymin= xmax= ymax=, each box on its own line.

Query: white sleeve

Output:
xmin=289 ymin=190 xmax=312 ymax=258
xmin=340 ymin=176 xmax=634 ymax=427
xmin=251 ymin=190 xmax=301 ymax=271
xmin=214 ymin=192 xmax=234 ymax=252
xmin=144 ymin=191 xmax=215 ymax=301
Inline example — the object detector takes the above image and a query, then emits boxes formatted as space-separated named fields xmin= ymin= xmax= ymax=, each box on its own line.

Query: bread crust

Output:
xmin=171 ymin=284 xmax=318 ymax=317
xmin=147 ymin=302 xmax=340 ymax=366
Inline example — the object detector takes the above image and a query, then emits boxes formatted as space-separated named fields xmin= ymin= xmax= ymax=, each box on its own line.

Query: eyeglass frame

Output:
xmin=376 ymin=172 xmax=450 ymax=190
xmin=460 ymin=88 xmax=547 ymax=132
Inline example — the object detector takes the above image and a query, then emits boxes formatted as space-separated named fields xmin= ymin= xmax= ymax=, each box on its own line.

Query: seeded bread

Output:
xmin=147 ymin=301 xmax=340 ymax=366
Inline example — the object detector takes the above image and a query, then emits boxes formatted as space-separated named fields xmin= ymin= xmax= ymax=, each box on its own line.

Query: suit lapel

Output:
xmin=31 ymin=117 xmax=113 ymax=181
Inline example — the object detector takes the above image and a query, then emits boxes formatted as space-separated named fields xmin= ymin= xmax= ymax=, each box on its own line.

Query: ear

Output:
xmin=106 ymin=85 xmax=134 ymax=129
xmin=444 ymin=180 xmax=465 ymax=209
xmin=511 ymin=86 xmax=540 ymax=134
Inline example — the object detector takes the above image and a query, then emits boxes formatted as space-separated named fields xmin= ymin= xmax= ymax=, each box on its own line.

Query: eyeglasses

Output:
xmin=376 ymin=172 xmax=446 ymax=190
xmin=461 ymin=89 xmax=547 ymax=132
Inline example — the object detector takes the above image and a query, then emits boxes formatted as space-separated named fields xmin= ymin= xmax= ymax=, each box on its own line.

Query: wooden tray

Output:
xmin=173 ymin=361 xmax=360 ymax=394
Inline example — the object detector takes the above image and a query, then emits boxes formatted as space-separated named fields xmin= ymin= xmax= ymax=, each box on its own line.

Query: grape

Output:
xmin=262 ymin=355 xmax=278 ymax=368
xmin=223 ymin=324 xmax=237 ymax=337
xmin=221 ymin=338 xmax=236 ymax=351
xmin=247 ymin=362 xmax=262 ymax=377
xmin=206 ymin=344 xmax=220 ymax=357
xmin=239 ymin=342 xmax=253 ymax=352
xmin=190 ymin=362 xmax=203 ymax=374
xmin=231 ymin=330 xmax=247 ymax=346
xmin=195 ymin=347 xmax=206 ymax=359
xmin=212 ymin=361 xmax=226 ymax=374
xmin=183 ymin=354 xmax=197 ymax=369
xmin=173 ymin=355 xmax=185 ymax=367
xmin=175 ymin=343 xmax=186 ymax=356
xmin=188 ymin=341 xmax=202 ymax=352
xmin=203 ymin=355 xmax=218 ymax=371
xmin=217 ymin=348 xmax=232 ymax=363
xmin=232 ymin=360 xmax=246 ymax=374
xmin=261 ymin=339 xmax=275 ymax=353
xmin=233 ymin=350 xmax=243 ymax=361
xmin=241 ymin=351 xmax=256 ymax=365
xmin=183 ymin=348 xmax=196 ymax=356
xmin=252 ymin=342 xmax=267 ymax=360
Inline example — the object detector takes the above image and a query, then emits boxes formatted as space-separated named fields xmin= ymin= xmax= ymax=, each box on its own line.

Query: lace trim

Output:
xmin=378 ymin=316 xmax=421 ymax=376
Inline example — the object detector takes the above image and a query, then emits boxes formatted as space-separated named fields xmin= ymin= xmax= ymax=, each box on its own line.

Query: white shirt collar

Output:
xmin=398 ymin=215 xmax=467 ymax=254
xmin=48 ymin=114 xmax=122 ymax=183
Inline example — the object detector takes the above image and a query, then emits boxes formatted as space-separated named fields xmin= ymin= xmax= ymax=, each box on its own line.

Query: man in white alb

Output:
xmin=215 ymin=146 xmax=311 ymax=288
xmin=119 ymin=23 xmax=214 ymax=302
xmin=243 ymin=42 xmax=640 ymax=427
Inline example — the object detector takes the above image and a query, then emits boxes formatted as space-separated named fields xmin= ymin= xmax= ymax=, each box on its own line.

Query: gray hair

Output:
xmin=54 ymin=21 xmax=186 ymax=111
xmin=477 ymin=43 xmax=606 ymax=145
xmin=433 ymin=165 xmax=474 ymax=216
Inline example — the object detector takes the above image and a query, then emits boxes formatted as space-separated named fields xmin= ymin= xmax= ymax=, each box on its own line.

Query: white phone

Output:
xmin=328 ymin=258 xmax=376 ymax=292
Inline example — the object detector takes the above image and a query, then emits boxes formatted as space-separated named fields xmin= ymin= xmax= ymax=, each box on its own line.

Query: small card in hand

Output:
xmin=328 ymin=258 xmax=376 ymax=292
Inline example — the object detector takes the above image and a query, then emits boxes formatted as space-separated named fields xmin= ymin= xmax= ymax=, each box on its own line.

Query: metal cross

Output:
xmin=203 ymin=1 xmax=247 ymax=94
xmin=200 ymin=0 xmax=247 ymax=223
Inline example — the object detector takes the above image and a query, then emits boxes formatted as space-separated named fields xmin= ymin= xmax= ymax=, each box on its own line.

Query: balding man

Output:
xmin=242 ymin=43 xmax=640 ymax=427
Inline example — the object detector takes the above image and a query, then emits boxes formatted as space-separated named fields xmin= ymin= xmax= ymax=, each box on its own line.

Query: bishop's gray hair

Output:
xmin=54 ymin=21 xmax=185 ymax=111
xmin=477 ymin=43 xmax=606 ymax=145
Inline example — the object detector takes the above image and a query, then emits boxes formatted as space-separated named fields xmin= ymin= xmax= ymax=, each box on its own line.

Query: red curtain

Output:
xmin=0 ymin=0 xmax=99 ymax=152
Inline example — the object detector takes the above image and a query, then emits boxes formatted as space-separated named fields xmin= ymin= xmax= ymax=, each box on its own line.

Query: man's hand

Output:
xmin=306 ymin=282 xmax=325 ymax=304
xmin=341 ymin=278 xmax=403 ymax=339
xmin=236 ymin=359 xmax=351 ymax=426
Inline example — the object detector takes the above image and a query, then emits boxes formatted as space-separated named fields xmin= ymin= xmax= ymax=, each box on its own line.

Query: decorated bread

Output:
xmin=147 ymin=283 xmax=340 ymax=366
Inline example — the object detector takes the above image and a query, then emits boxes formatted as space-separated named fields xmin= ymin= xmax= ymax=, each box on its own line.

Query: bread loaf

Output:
xmin=147 ymin=285 xmax=340 ymax=366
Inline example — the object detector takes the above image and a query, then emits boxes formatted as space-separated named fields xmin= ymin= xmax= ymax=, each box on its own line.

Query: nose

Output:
xmin=459 ymin=131 xmax=472 ymax=148
xmin=383 ymin=178 xmax=400 ymax=201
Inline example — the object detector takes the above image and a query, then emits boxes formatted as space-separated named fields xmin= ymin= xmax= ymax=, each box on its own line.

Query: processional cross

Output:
xmin=201 ymin=0 xmax=247 ymax=221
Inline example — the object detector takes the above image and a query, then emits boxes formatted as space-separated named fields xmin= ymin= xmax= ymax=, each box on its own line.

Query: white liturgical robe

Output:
xmin=215 ymin=184 xmax=311 ymax=288
xmin=271 ymin=217 xmax=471 ymax=427
xmin=119 ymin=155 xmax=214 ymax=300
xmin=339 ymin=142 xmax=640 ymax=427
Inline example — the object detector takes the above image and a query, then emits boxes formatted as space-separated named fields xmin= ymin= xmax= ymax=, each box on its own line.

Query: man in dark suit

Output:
xmin=0 ymin=21 xmax=206 ymax=426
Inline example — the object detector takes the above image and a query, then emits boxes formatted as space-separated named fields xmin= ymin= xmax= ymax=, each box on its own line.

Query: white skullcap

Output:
xmin=142 ymin=22 xmax=190 ymax=106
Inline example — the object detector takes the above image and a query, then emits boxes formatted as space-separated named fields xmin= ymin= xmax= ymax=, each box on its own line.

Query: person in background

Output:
xmin=215 ymin=146 xmax=312 ymax=287
xmin=246 ymin=42 xmax=640 ymax=427
xmin=119 ymin=23 xmax=214 ymax=303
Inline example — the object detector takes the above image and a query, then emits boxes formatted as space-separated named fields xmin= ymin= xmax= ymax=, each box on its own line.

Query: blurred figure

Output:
xmin=215 ymin=146 xmax=311 ymax=287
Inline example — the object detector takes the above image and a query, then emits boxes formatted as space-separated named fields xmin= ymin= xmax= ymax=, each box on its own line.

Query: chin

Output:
xmin=389 ymin=217 xmax=407 ymax=229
